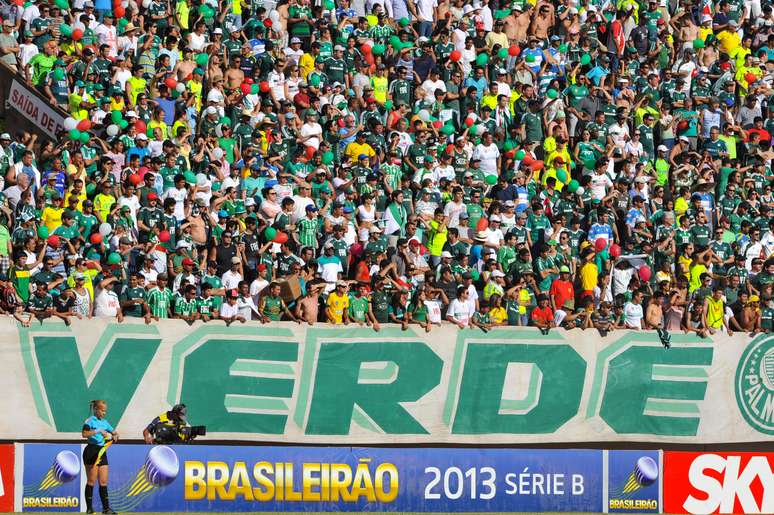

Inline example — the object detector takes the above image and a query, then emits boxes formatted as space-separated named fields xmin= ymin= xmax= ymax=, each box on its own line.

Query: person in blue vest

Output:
xmin=82 ymin=399 xmax=118 ymax=514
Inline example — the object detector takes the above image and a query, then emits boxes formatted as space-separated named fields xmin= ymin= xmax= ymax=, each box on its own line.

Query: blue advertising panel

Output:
xmin=21 ymin=444 xmax=82 ymax=512
xmin=606 ymin=450 xmax=661 ymax=513
xmin=99 ymin=445 xmax=603 ymax=512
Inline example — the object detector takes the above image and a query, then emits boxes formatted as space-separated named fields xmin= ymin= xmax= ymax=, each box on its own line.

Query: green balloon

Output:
xmin=59 ymin=24 xmax=73 ymax=37
xmin=399 ymin=17 xmax=409 ymax=27
xmin=251 ymin=83 xmax=260 ymax=94
xmin=211 ymin=181 xmax=221 ymax=192
xmin=580 ymin=53 xmax=591 ymax=65
xmin=693 ymin=38 xmax=705 ymax=49
xmin=559 ymin=44 xmax=567 ymax=53
xmin=309 ymin=74 xmax=321 ymax=87
xmin=372 ymin=44 xmax=385 ymax=55
xmin=184 ymin=171 xmax=197 ymax=184
xmin=119 ymin=119 xmax=129 ymax=129
xmin=264 ymin=227 xmax=277 ymax=241
xmin=503 ymin=141 xmax=514 ymax=152
xmin=568 ymin=179 xmax=580 ymax=193
xmin=476 ymin=53 xmax=489 ymax=65
xmin=69 ymin=128 xmax=81 ymax=140
xmin=485 ymin=174 xmax=498 ymax=185
xmin=79 ymin=132 xmax=90 ymax=144
xmin=85 ymin=183 xmax=96 ymax=195
xmin=556 ymin=168 xmax=568 ymax=183
xmin=547 ymin=88 xmax=558 ymax=99
xmin=37 ymin=226 xmax=49 ymax=239
xmin=441 ymin=123 xmax=455 ymax=135
xmin=471 ymin=270 xmax=480 ymax=281
xmin=515 ymin=150 xmax=526 ymax=160
xmin=384 ymin=100 xmax=393 ymax=110
xmin=525 ymin=54 xmax=535 ymax=63
xmin=118 ymin=18 xmax=129 ymax=28
xmin=219 ymin=116 xmax=231 ymax=126
xmin=322 ymin=151 xmax=334 ymax=165
xmin=107 ymin=252 xmax=122 ymax=265
xmin=498 ymin=48 xmax=508 ymax=59
xmin=111 ymin=110 xmax=123 ymax=123
xmin=195 ymin=53 xmax=209 ymax=66
xmin=52 ymin=68 xmax=65 ymax=81
xmin=54 ymin=0 xmax=69 ymax=10
xmin=583 ymin=158 xmax=596 ymax=169
xmin=324 ymin=0 xmax=335 ymax=9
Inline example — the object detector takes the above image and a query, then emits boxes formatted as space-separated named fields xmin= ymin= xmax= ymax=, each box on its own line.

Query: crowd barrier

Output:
xmin=0 ymin=444 xmax=770 ymax=513
xmin=0 ymin=318 xmax=772 ymax=444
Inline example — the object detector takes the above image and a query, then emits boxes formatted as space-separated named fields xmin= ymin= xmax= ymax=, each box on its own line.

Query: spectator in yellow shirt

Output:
xmin=326 ymin=281 xmax=350 ymax=324
xmin=40 ymin=193 xmax=65 ymax=233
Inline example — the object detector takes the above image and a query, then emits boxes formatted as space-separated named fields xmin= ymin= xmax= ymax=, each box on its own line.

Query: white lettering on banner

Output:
xmin=7 ymin=80 xmax=65 ymax=138
xmin=684 ymin=454 xmax=774 ymax=514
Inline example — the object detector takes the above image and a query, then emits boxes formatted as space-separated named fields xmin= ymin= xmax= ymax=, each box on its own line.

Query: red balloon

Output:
xmin=361 ymin=43 xmax=372 ymax=54
xmin=745 ymin=73 xmax=757 ymax=84
xmin=240 ymin=83 xmax=251 ymax=95
xmin=138 ymin=166 xmax=149 ymax=178
xmin=464 ymin=117 xmax=475 ymax=127
xmin=128 ymin=174 xmax=142 ymax=186
xmin=445 ymin=143 xmax=455 ymax=154
xmin=364 ymin=53 xmax=375 ymax=65
xmin=529 ymin=159 xmax=544 ymax=170
xmin=114 ymin=6 xmax=125 ymax=18
xmin=72 ymin=28 xmax=84 ymax=41
xmin=305 ymin=146 xmax=316 ymax=160
xmin=164 ymin=77 xmax=177 ymax=89
xmin=677 ymin=120 xmax=689 ymax=132
xmin=159 ymin=230 xmax=170 ymax=243
xmin=90 ymin=233 xmax=103 ymax=245
xmin=264 ymin=19 xmax=273 ymax=28
xmin=594 ymin=237 xmax=607 ymax=252
xmin=638 ymin=265 xmax=652 ymax=282
xmin=135 ymin=120 xmax=147 ymax=133
xmin=609 ymin=243 xmax=621 ymax=258
xmin=76 ymin=119 xmax=92 ymax=131
xmin=47 ymin=235 xmax=60 ymax=248
xmin=432 ymin=120 xmax=443 ymax=129
xmin=260 ymin=81 xmax=270 ymax=93
xmin=521 ymin=155 xmax=534 ymax=166
xmin=337 ymin=118 xmax=346 ymax=128
xmin=505 ymin=150 xmax=515 ymax=159
xmin=450 ymin=50 xmax=462 ymax=62
xmin=244 ymin=78 xmax=253 ymax=84
xmin=476 ymin=218 xmax=489 ymax=232
xmin=508 ymin=45 xmax=521 ymax=57
xmin=273 ymin=231 xmax=289 ymax=244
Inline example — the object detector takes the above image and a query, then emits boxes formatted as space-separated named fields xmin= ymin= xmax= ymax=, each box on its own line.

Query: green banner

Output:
xmin=1 ymin=318 xmax=770 ymax=443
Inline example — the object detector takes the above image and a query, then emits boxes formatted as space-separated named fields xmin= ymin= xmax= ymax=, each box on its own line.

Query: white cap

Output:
xmin=125 ymin=110 xmax=138 ymax=118
xmin=657 ymin=144 xmax=668 ymax=152
xmin=635 ymin=176 xmax=649 ymax=183
xmin=679 ymin=135 xmax=690 ymax=142
xmin=489 ymin=215 xmax=501 ymax=222
xmin=492 ymin=270 xmax=506 ymax=278
xmin=441 ymin=251 xmax=453 ymax=258
xmin=213 ymin=28 xmax=223 ymax=34
xmin=135 ymin=133 xmax=148 ymax=141
xmin=291 ymin=37 xmax=302 ymax=44
xmin=206 ymin=106 xmax=217 ymax=115
xmin=369 ymin=226 xmax=383 ymax=233
xmin=0 ymin=133 xmax=10 ymax=140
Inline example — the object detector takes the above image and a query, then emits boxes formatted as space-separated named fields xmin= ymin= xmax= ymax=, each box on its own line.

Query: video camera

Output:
xmin=151 ymin=404 xmax=206 ymax=444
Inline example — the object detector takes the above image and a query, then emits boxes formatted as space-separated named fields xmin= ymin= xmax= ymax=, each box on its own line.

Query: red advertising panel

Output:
xmin=0 ymin=444 xmax=14 ymax=512
xmin=664 ymin=451 xmax=773 ymax=514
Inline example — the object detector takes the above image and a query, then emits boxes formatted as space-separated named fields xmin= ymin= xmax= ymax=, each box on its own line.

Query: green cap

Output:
xmin=193 ymin=68 xmax=204 ymax=75
xmin=75 ymin=80 xmax=85 ymax=87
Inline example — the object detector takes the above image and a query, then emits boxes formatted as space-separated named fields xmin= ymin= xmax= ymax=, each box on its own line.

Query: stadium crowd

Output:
xmin=0 ymin=0 xmax=772 ymax=337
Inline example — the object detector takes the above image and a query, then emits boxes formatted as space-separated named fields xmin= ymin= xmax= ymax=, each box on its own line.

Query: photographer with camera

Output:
xmin=143 ymin=404 xmax=205 ymax=444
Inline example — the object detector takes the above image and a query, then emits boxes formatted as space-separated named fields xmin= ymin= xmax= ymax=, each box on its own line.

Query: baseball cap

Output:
xmin=369 ymin=226 xmax=383 ymax=233
xmin=441 ymin=251 xmax=453 ymax=258
xmin=231 ymin=256 xmax=241 ymax=264
xmin=290 ymin=37 xmax=302 ymax=44
xmin=182 ymin=258 xmax=195 ymax=266
xmin=492 ymin=270 xmax=506 ymax=278
xmin=560 ymin=265 xmax=570 ymax=273
xmin=0 ymin=133 xmax=10 ymax=140
xmin=136 ymin=133 xmax=148 ymax=141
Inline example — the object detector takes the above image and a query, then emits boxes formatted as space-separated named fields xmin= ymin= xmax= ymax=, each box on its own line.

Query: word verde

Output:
xmin=20 ymin=325 xmax=716 ymax=438
xmin=184 ymin=460 xmax=399 ymax=502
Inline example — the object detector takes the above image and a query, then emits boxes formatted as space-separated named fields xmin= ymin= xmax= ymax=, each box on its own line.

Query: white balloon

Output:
xmin=269 ymin=10 xmax=280 ymax=23
xmin=99 ymin=223 xmax=112 ymax=237
xmin=196 ymin=173 xmax=208 ymax=187
xmin=106 ymin=124 xmax=119 ymax=137
xmin=213 ymin=148 xmax=224 ymax=160
xmin=63 ymin=117 xmax=78 ymax=131
xmin=475 ymin=124 xmax=486 ymax=136
xmin=418 ymin=109 xmax=431 ymax=122
xmin=175 ymin=83 xmax=186 ymax=93
xmin=575 ymin=186 xmax=585 ymax=195
xmin=142 ymin=0 xmax=151 ymax=7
